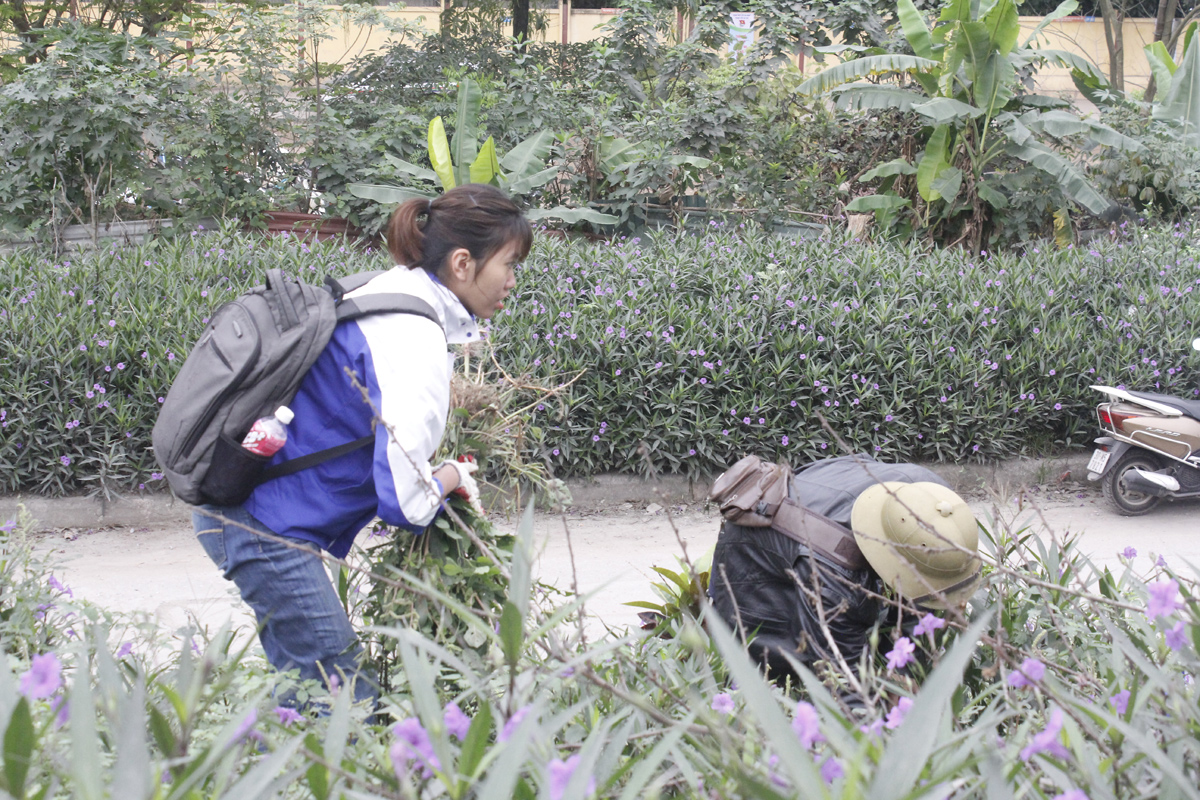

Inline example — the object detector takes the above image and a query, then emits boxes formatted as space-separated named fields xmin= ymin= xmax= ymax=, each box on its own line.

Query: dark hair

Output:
xmin=386 ymin=184 xmax=532 ymax=275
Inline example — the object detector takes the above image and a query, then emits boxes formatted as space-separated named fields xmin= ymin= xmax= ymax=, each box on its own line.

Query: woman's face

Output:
xmin=448 ymin=240 xmax=520 ymax=320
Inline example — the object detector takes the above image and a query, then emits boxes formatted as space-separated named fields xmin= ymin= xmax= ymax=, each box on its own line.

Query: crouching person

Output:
xmin=707 ymin=453 xmax=981 ymax=681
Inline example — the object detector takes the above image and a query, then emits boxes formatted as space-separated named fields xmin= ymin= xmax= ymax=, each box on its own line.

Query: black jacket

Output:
xmin=708 ymin=455 xmax=948 ymax=677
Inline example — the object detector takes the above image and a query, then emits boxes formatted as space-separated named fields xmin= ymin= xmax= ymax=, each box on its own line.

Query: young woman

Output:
xmin=193 ymin=184 xmax=531 ymax=706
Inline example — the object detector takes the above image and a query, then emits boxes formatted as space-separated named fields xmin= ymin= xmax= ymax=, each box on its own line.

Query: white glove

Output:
xmin=439 ymin=457 xmax=485 ymax=517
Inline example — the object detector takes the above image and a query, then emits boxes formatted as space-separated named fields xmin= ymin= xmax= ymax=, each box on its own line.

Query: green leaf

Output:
xmin=912 ymin=97 xmax=985 ymax=125
xmin=974 ymin=53 xmax=1016 ymax=117
xmin=1145 ymin=40 xmax=1178 ymax=97
xmin=457 ymin=703 xmax=493 ymax=781
xmin=916 ymin=125 xmax=952 ymax=202
xmin=525 ymin=207 xmax=618 ymax=225
xmin=845 ymin=194 xmax=912 ymax=212
xmin=1021 ymin=110 xmax=1145 ymax=152
xmin=930 ymin=166 xmax=963 ymax=204
xmin=833 ymin=85 xmax=926 ymax=113
xmin=976 ymin=180 xmax=1009 ymax=209
xmin=450 ymin=77 xmax=482 ymax=186
xmin=1006 ymin=140 xmax=1115 ymax=216
xmin=304 ymin=734 xmax=329 ymax=800
xmin=616 ymin=720 xmax=691 ymax=800
xmin=1154 ymin=24 xmax=1200 ymax=144
xmin=346 ymin=183 xmax=435 ymax=204
xmin=505 ymin=165 xmax=560 ymax=195
xmin=984 ymin=0 xmax=1020 ymax=55
xmin=499 ymin=601 xmax=523 ymax=667
xmin=1040 ymin=49 xmax=1108 ymax=87
xmin=860 ymin=158 xmax=918 ymax=182
xmin=3 ymin=697 xmax=33 ymax=799
xmin=897 ymin=0 xmax=934 ymax=59
xmin=70 ymin=665 xmax=103 ymax=800
xmin=1023 ymin=0 xmax=1079 ymax=47
xmin=797 ymin=54 xmax=941 ymax=96
xmin=500 ymin=129 xmax=554 ymax=177
xmin=111 ymin=678 xmax=151 ymax=800
xmin=216 ymin=735 xmax=305 ymax=800
xmin=383 ymin=153 xmax=438 ymax=183
xmin=470 ymin=137 xmax=499 ymax=185
xmin=428 ymin=116 xmax=455 ymax=190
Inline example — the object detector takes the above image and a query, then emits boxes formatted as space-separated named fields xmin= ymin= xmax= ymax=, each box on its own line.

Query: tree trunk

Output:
xmin=1097 ymin=0 xmax=1125 ymax=93
xmin=512 ymin=0 xmax=529 ymax=43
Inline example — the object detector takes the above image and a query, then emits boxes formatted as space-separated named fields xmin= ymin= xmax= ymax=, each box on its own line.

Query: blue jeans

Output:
xmin=193 ymin=505 xmax=378 ymax=706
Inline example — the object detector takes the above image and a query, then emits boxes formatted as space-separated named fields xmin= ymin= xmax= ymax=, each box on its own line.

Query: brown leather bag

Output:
xmin=708 ymin=454 xmax=791 ymax=527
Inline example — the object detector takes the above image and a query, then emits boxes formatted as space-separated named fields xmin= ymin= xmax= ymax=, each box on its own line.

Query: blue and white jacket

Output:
xmin=244 ymin=266 xmax=479 ymax=558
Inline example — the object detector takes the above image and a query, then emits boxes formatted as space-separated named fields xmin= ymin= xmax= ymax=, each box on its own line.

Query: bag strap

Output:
xmin=258 ymin=435 xmax=375 ymax=483
xmin=336 ymin=293 xmax=442 ymax=331
xmin=772 ymin=499 xmax=869 ymax=571
xmin=325 ymin=271 xmax=388 ymax=300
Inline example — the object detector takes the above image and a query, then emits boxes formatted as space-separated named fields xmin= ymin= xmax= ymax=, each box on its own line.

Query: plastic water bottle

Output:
xmin=241 ymin=406 xmax=294 ymax=457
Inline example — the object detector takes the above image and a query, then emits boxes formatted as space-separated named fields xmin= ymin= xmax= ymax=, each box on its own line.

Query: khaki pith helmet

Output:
xmin=850 ymin=481 xmax=981 ymax=608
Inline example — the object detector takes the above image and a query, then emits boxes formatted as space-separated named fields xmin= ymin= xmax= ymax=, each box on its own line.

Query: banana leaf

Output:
xmin=500 ymin=129 xmax=554 ymax=178
xmin=860 ymin=158 xmax=918 ymax=182
xmin=797 ymin=54 xmax=941 ymax=96
xmin=916 ymin=125 xmax=952 ymax=202
xmin=598 ymin=136 xmax=644 ymax=174
xmin=1020 ymin=110 xmax=1146 ymax=152
xmin=834 ymin=85 xmax=925 ymax=113
xmin=930 ymin=166 xmax=963 ymax=204
xmin=1023 ymin=0 xmax=1079 ymax=47
xmin=505 ymin=165 xmax=560 ymax=195
xmin=1144 ymin=40 xmax=1178 ymax=97
xmin=898 ymin=0 xmax=934 ymax=59
xmin=347 ymin=183 xmax=435 ymax=204
xmin=974 ymin=52 xmax=1017 ymax=117
xmin=912 ymin=97 xmax=985 ymax=124
xmin=428 ymin=116 xmax=455 ymax=190
xmin=984 ymin=0 xmax=1020 ymax=55
xmin=469 ymin=137 xmax=499 ymax=185
xmin=1006 ymin=140 xmax=1115 ymax=216
xmin=1153 ymin=24 xmax=1200 ymax=145
xmin=1040 ymin=49 xmax=1109 ymax=86
xmin=450 ymin=77 xmax=482 ymax=187
xmin=977 ymin=179 xmax=1009 ymax=208
xmin=526 ymin=207 xmax=619 ymax=224
xmin=665 ymin=155 xmax=713 ymax=168
xmin=845 ymin=194 xmax=912 ymax=211
xmin=383 ymin=154 xmax=437 ymax=183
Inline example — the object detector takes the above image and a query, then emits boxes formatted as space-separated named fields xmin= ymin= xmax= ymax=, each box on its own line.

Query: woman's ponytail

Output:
xmin=386 ymin=197 xmax=431 ymax=268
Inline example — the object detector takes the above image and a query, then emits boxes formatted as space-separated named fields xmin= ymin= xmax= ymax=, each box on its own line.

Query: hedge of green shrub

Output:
xmin=3 ymin=492 xmax=1199 ymax=798
xmin=2 ymin=222 xmax=1198 ymax=495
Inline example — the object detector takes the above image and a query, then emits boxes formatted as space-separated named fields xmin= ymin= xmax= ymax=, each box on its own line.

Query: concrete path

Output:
xmin=22 ymin=483 xmax=1200 ymax=650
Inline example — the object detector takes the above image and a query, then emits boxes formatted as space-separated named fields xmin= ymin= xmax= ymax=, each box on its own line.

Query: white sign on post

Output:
xmin=728 ymin=12 xmax=756 ymax=61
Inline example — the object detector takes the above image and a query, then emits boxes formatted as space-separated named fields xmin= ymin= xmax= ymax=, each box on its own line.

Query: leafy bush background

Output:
xmin=2 ymin=223 xmax=1198 ymax=495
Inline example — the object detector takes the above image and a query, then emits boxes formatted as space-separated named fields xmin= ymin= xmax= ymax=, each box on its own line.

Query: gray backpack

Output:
xmin=152 ymin=268 xmax=443 ymax=506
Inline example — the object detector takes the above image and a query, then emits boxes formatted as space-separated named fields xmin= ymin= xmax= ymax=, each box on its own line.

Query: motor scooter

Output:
xmin=1087 ymin=338 xmax=1200 ymax=515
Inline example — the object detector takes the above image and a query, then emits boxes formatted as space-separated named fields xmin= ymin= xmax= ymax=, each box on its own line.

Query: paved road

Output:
xmin=26 ymin=484 xmax=1199 ymax=649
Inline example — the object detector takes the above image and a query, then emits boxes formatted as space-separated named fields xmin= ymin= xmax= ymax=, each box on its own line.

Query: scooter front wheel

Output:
xmin=1102 ymin=451 xmax=1165 ymax=516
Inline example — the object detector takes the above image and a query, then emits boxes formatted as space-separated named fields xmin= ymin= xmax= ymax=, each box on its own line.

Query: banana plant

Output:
xmin=800 ymin=0 xmax=1142 ymax=247
xmin=1145 ymin=22 xmax=1200 ymax=144
xmin=348 ymin=78 xmax=616 ymax=226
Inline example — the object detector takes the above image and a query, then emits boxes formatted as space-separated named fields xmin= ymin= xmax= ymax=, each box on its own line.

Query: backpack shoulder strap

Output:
xmin=335 ymin=292 xmax=442 ymax=332
xmin=325 ymin=271 xmax=388 ymax=300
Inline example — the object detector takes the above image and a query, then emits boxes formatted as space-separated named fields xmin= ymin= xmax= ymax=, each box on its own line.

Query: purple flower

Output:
xmin=859 ymin=718 xmax=884 ymax=736
xmin=444 ymin=701 xmax=471 ymax=740
xmin=711 ymin=693 xmax=735 ymax=715
xmin=50 ymin=695 xmax=69 ymax=728
xmin=274 ymin=706 xmax=303 ymax=727
xmin=781 ymin=435 xmax=789 ymax=446
xmin=60 ymin=456 xmax=72 ymax=467
xmin=791 ymin=701 xmax=824 ymax=749
xmin=1121 ymin=547 xmax=1137 ymax=560
xmin=1165 ymin=621 xmax=1188 ymax=651
xmin=1108 ymin=690 xmax=1130 ymax=715
xmin=820 ymin=756 xmax=843 ymax=784
xmin=1146 ymin=579 xmax=1183 ymax=619
xmin=884 ymin=697 xmax=914 ymax=730
xmin=1020 ymin=707 xmax=1071 ymax=762
xmin=1008 ymin=658 xmax=1046 ymax=689
xmin=19 ymin=653 xmax=63 ymax=699
xmin=232 ymin=710 xmax=258 ymax=742
xmin=499 ymin=706 xmax=532 ymax=743
xmin=48 ymin=575 xmax=73 ymax=597
xmin=115 ymin=642 xmax=133 ymax=658
xmin=886 ymin=637 xmax=916 ymax=671
xmin=913 ymin=614 xmax=945 ymax=637
xmin=392 ymin=717 xmax=440 ymax=778
xmin=547 ymin=754 xmax=595 ymax=800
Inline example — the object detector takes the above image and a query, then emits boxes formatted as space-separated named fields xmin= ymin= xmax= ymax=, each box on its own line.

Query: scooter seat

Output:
xmin=1126 ymin=390 xmax=1200 ymax=422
